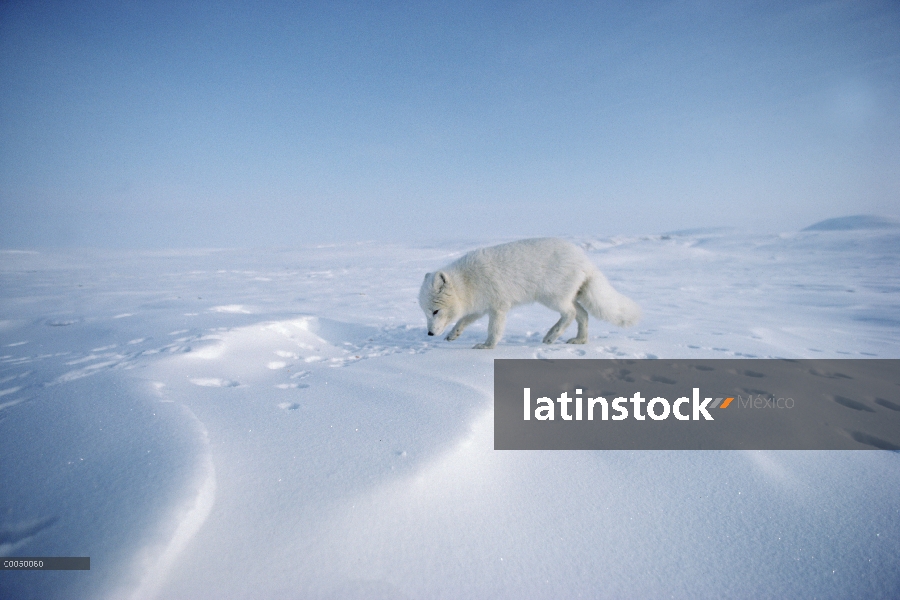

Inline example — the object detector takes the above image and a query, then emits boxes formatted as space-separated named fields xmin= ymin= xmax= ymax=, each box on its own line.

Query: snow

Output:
xmin=1 ymin=226 xmax=899 ymax=599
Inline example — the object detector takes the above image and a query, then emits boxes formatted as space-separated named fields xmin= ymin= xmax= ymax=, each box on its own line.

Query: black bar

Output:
xmin=1 ymin=557 xmax=90 ymax=570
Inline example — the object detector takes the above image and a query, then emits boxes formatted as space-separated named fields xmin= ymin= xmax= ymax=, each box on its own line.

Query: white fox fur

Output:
xmin=419 ymin=238 xmax=641 ymax=349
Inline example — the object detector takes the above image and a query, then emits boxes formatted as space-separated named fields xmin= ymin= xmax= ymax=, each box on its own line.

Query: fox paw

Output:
xmin=446 ymin=332 xmax=459 ymax=341
xmin=472 ymin=342 xmax=496 ymax=349
xmin=566 ymin=337 xmax=587 ymax=344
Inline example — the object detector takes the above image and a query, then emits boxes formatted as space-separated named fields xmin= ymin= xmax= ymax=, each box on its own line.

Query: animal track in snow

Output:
xmin=848 ymin=431 xmax=899 ymax=450
xmin=833 ymin=395 xmax=875 ymax=412
xmin=875 ymin=398 xmax=900 ymax=411
xmin=809 ymin=369 xmax=853 ymax=380
xmin=53 ymin=357 xmax=126 ymax=384
xmin=46 ymin=319 xmax=78 ymax=327
xmin=740 ymin=387 xmax=771 ymax=396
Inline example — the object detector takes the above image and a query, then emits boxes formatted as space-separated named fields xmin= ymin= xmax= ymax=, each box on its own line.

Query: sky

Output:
xmin=1 ymin=0 xmax=899 ymax=248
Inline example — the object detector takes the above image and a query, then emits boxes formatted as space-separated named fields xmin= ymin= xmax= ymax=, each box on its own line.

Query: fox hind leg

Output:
xmin=565 ymin=302 xmax=589 ymax=344
xmin=543 ymin=306 xmax=576 ymax=344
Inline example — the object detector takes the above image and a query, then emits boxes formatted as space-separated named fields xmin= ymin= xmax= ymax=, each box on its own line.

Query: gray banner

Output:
xmin=494 ymin=359 xmax=900 ymax=450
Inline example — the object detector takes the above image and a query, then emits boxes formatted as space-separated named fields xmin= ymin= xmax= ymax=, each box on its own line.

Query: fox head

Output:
xmin=419 ymin=271 xmax=457 ymax=337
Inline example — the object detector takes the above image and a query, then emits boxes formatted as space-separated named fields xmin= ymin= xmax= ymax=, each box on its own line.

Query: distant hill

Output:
xmin=802 ymin=215 xmax=900 ymax=231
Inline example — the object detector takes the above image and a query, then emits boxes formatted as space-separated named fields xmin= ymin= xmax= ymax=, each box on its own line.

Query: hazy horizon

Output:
xmin=2 ymin=1 xmax=899 ymax=248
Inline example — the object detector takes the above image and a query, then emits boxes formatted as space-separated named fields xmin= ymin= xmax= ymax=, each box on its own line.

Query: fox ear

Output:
xmin=432 ymin=271 xmax=447 ymax=291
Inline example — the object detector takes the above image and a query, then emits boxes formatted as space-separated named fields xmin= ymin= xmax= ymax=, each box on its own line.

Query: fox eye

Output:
xmin=432 ymin=310 xmax=439 ymax=315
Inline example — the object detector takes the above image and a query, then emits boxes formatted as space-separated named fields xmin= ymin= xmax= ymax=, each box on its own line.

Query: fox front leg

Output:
xmin=473 ymin=308 xmax=507 ymax=349
xmin=446 ymin=312 xmax=483 ymax=341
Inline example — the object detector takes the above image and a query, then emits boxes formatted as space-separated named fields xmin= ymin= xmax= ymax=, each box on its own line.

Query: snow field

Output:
xmin=1 ymin=225 xmax=899 ymax=598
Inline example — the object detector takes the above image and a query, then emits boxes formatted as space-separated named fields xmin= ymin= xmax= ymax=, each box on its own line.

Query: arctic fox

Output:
xmin=419 ymin=238 xmax=641 ymax=349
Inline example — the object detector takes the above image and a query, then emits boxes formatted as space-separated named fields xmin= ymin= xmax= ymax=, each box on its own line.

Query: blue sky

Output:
xmin=1 ymin=0 xmax=898 ymax=247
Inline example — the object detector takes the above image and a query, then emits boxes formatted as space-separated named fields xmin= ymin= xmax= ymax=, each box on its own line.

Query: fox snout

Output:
xmin=428 ymin=331 xmax=434 ymax=336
